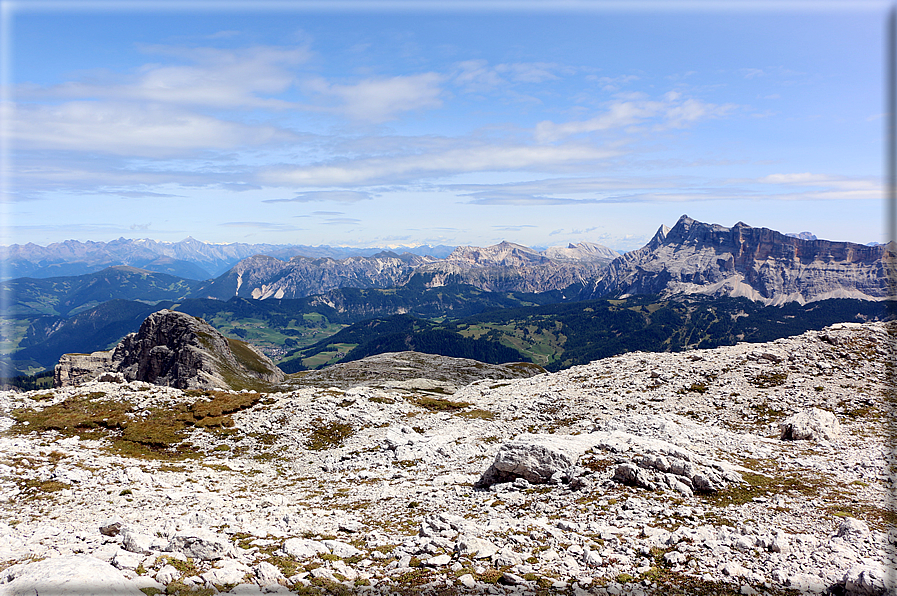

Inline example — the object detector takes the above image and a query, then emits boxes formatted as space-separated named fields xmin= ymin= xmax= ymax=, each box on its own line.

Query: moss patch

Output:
xmin=305 ymin=418 xmax=354 ymax=451
xmin=11 ymin=390 xmax=262 ymax=460
xmin=412 ymin=396 xmax=470 ymax=411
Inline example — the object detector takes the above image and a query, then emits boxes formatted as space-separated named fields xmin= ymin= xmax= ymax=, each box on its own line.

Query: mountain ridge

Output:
xmin=583 ymin=215 xmax=894 ymax=305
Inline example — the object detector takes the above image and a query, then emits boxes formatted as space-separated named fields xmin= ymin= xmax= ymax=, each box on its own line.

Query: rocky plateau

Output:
xmin=0 ymin=318 xmax=894 ymax=595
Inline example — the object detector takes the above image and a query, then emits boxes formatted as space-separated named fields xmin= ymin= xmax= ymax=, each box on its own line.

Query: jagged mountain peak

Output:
xmin=586 ymin=216 xmax=893 ymax=305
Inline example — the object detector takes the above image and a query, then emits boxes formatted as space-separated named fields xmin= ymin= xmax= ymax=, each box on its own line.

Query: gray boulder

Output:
xmin=475 ymin=435 xmax=591 ymax=486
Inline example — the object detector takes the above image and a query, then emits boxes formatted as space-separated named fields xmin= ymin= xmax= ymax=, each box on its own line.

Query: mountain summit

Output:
xmin=584 ymin=215 xmax=894 ymax=304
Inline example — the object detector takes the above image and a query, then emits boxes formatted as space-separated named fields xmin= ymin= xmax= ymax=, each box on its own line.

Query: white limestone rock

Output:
xmin=455 ymin=535 xmax=499 ymax=559
xmin=202 ymin=559 xmax=251 ymax=586
xmin=120 ymin=526 xmax=157 ymax=554
xmin=0 ymin=555 xmax=145 ymax=596
xmin=322 ymin=539 xmax=361 ymax=558
xmin=779 ymin=408 xmax=840 ymax=441
xmin=167 ymin=528 xmax=236 ymax=561
xmin=837 ymin=517 xmax=872 ymax=542
xmin=475 ymin=434 xmax=596 ymax=486
xmin=154 ymin=564 xmax=181 ymax=585
xmin=253 ymin=562 xmax=286 ymax=586
xmin=842 ymin=564 xmax=894 ymax=596
xmin=281 ymin=538 xmax=330 ymax=559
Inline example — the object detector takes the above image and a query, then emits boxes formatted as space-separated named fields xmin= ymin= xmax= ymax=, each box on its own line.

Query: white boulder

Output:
xmin=0 ymin=555 xmax=145 ymax=596
xmin=779 ymin=408 xmax=840 ymax=441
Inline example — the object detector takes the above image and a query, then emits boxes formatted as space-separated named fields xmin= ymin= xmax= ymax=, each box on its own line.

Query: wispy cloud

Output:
xmin=219 ymin=221 xmax=304 ymax=230
xmin=452 ymin=60 xmax=570 ymax=92
xmin=465 ymin=192 xmax=600 ymax=206
xmin=21 ymin=45 xmax=310 ymax=109
xmin=534 ymin=91 xmax=737 ymax=142
xmin=751 ymin=172 xmax=881 ymax=201
xmin=263 ymin=143 xmax=620 ymax=186
xmin=304 ymin=73 xmax=443 ymax=123
xmin=10 ymin=102 xmax=296 ymax=158
xmin=321 ymin=217 xmax=361 ymax=225
xmin=263 ymin=191 xmax=373 ymax=204
xmin=493 ymin=224 xmax=537 ymax=231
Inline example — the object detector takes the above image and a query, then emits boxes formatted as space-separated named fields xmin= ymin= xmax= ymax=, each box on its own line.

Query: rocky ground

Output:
xmin=0 ymin=322 xmax=895 ymax=595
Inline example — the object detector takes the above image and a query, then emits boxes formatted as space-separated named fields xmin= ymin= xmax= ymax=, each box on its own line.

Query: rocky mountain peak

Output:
xmin=586 ymin=216 xmax=894 ymax=304
xmin=55 ymin=310 xmax=285 ymax=390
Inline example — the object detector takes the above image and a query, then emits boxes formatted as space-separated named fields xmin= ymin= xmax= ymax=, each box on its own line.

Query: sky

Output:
xmin=0 ymin=0 xmax=889 ymax=252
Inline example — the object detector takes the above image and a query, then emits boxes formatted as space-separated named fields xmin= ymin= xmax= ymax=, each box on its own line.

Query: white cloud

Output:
xmin=220 ymin=221 xmax=305 ymax=231
xmin=534 ymin=94 xmax=737 ymax=142
xmin=263 ymin=191 xmax=373 ymax=204
xmin=495 ymin=62 xmax=563 ymax=84
xmin=305 ymin=73 xmax=443 ymax=123
xmin=21 ymin=45 xmax=310 ymax=110
xmin=754 ymin=172 xmax=880 ymax=200
xmin=453 ymin=60 xmax=505 ymax=91
xmin=11 ymin=102 xmax=295 ymax=157
xmin=263 ymin=143 xmax=620 ymax=187
xmin=452 ymin=60 xmax=568 ymax=92
xmin=464 ymin=192 xmax=600 ymax=206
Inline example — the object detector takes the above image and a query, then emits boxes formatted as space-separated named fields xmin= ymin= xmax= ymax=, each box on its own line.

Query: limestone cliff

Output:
xmin=583 ymin=215 xmax=894 ymax=305
xmin=416 ymin=241 xmax=613 ymax=293
xmin=192 ymin=252 xmax=434 ymax=300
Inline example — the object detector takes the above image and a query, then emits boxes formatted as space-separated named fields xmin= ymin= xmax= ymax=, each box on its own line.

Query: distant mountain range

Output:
xmin=3 ymin=215 xmax=893 ymax=376
xmin=0 ymin=237 xmax=456 ymax=280
xmin=4 ymin=216 xmax=891 ymax=315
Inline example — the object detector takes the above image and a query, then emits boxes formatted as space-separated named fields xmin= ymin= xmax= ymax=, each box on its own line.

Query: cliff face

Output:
xmin=192 ymin=242 xmax=618 ymax=299
xmin=413 ymin=241 xmax=614 ymax=293
xmin=55 ymin=310 xmax=285 ymax=390
xmin=585 ymin=215 xmax=894 ymax=304
xmin=193 ymin=253 xmax=435 ymax=300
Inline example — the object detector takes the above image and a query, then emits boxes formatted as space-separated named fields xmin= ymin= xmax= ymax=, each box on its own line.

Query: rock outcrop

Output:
xmin=583 ymin=215 xmax=894 ymax=304
xmin=294 ymin=350 xmax=543 ymax=391
xmin=53 ymin=351 xmax=114 ymax=387
xmin=55 ymin=310 xmax=284 ymax=390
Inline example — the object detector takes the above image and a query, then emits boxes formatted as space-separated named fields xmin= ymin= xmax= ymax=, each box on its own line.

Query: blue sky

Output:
xmin=1 ymin=1 xmax=888 ymax=252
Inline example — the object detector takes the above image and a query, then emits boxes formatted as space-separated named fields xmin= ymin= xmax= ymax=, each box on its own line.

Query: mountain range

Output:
xmin=3 ymin=215 xmax=893 ymax=376
xmin=0 ymin=237 xmax=456 ymax=281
